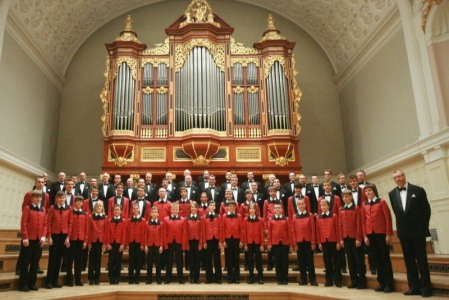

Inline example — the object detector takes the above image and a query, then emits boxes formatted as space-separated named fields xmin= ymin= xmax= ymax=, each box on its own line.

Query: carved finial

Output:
xmin=125 ymin=15 xmax=133 ymax=31
xmin=267 ymin=14 xmax=276 ymax=30
xmin=260 ymin=14 xmax=286 ymax=41
xmin=180 ymin=0 xmax=221 ymax=28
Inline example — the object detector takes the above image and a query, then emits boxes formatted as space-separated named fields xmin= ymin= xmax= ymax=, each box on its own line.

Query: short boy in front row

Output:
xmin=221 ymin=201 xmax=242 ymax=284
xmin=316 ymin=199 xmax=342 ymax=287
xmin=242 ymin=203 xmax=264 ymax=284
xmin=19 ymin=190 xmax=47 ymax=292
xmin=267 ymin=203 xmax=292 ymax=285
xmin=105 ymin=204 xmax=127 ymax=285
xmin=339 ymin=189 xmax=366 ymax=289
xmin=144 ymin=206 xmax=165 ymax=284
xmin=202 ymin=201 xmax=223 ymax=284
xmin=127 ymin=203 xmax=146 ymax=284
xmin=291 ymin=198 xmax=318 ymax=286
xmin=186 ymin=202 xmax=203 ymax=283
xmin=361 ymin=184 xmax=394 ymax=293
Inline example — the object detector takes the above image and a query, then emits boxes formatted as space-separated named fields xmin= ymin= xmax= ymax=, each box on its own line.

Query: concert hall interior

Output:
xmin=0 ymin=0 xmax=449 ymax=298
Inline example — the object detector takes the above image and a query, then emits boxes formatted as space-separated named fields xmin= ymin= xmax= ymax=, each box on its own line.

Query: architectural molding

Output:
xmin=0 ymin=146 xmax=54 ymax=179
xmin=5 ymin=13 xmax=65 ymax=91
xmin=335 ymin=6 xmax=401 ymax=90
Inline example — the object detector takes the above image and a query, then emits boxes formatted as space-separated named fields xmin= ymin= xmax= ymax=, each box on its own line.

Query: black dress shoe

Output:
xmin=164 ymin=280 xmax=171 ymax=284
xmin=19 ymin=286 xmax=30 ymax=292
xmin=310 ymin=282 xmax=318 ymax=286
xmin=95 ymin=281 xmax=100 ymax=285
xmin=235 ymin=279 xmax=240 ymax=284
xmin=335 ymin=282 xmax=342 ymax=288
xmin=347 ymin=283 xmax=357 ymax=289
xmin=421 ymin=291 xmax=432 ymax=298
xmin=324 ymin=282 xmax=332 ymax=287
xmin=403 ymin=289 xmax=421 ymax=296
xmin=374 ymin=285 xmax=385 ymax=292
xmin=178 ymin=279 xmax=185 ymax=284
xmin=215 ymin=279 xmax=222 ymax=284
xmin=65 ymin=281 xmax=74 ymax=287
xmin=267 ymin=266 xmax=273 ymax=271
xmin=28 ymin=285 xmax=39 ymax=291
xmin=53 ymin=283 xmax=63 ymax=288
xmin=292 ymin=266 xmax=300 ymax=271
xmin=370 ymin=266 xmax=377 ymax=275
xmin=15 ymin=270 xmax=20 ymax=276
xmin=384 ymin=286 xmax=393 ymax=293
xmin=45 ymin=283 xmax=53 ymax=289
xmin=258 ymin=279 xmax=264 ymax=284
xmin=75 ymin=282 xmax=84 ymax=286
xmin=205 ymin=280 xmax=213 ymax=284
xmin=89 ymin=281 xmax=95 ymax=285
xmin=157 ymin=281 xmax=162 ymax=285
xmin=247 ymin=278 xmax=255 ymax=284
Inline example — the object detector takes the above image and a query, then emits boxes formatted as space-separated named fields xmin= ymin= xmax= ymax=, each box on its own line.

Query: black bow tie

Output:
xmin=210 ymin=187 xmax=215 ymax=189
xmin=131 ymin=217 xmax=141 ymax=222
xmin=352 ymin=190 xmax=357 ymax=193
xmin=32 ymin=206 xmax=40 ymax=211
xmin=170 ymin=216 xmax=179 ymax=220
xmin=151 ymin=220 xmax=159 ymax=225
xmin=186 ymin=186 xmax=191 ymax=188
xmin=227 ymin=213 xmax=236 ymax=218
xmin=138 ymin=199 xmax=144 ymax=202
xmin=208 ymin=214 xmax=215 ymax=220
xmin=321 ymin=213 xmax=329 ymax=218
xmin=202 ymin=205 xmax=208 ymax=209
xmin=73 ymin=210 xmax=83 ymax=215
xmin=325 ymin=194 xmax=331 ymax=197
xmin=398 ymin=187 xmax=406 ymax=191
xmin=248 ymin=216 xmax=258 ymax=222
xmin=113 ymin=218 xmax=122 ymax=223
xmin=93 ymin=214 xmax=105 ymax=220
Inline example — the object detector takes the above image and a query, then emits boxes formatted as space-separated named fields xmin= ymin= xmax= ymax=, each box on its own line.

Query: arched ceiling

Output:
xmin=7 ymin=0 xmax=396 ymax=78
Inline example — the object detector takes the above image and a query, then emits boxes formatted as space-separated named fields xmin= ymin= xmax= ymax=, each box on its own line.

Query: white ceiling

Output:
xmin=7 ymin=0 xmax=397 ymax=77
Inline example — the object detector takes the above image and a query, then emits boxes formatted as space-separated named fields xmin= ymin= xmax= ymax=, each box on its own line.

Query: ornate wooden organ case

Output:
xmin=100 ymin=0 xmax=302 ymax=178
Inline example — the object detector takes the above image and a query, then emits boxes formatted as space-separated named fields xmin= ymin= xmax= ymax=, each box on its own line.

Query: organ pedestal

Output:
xmin=100 ymin=0 xmax=302 ymax=179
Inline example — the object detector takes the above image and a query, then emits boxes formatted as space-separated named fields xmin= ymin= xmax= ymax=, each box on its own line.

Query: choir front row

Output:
xmin=19 ymin=184 xmax=395 ymax=294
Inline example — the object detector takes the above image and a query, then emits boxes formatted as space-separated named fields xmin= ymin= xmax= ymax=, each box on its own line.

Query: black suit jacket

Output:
xmin=305 ymin=185 xmax=323 ymax=214
xmin=75 ymin=182 xmax=90 ymax=199
xmin=50 ymin=181 xmax=65 ymax=206
xmin=124 ymin=187 xmax=138 ymax=201
xmin=98 ymin=183 xmax=115 ymax=214
xmin=241 ymin=181 xmax=262 ymax=193
xmin=180 ymin=184 xmax=200 ymax=203
xmin=199 ymin=181 xmax=210 ymax=193
xmin=205 ymin=186 xmax=223 ymax=214
xmin=282 ymin=181 xmax=297 ymax=199
xmin=144 ymin=182 xmax=157 ymax=203
xmin=389 ymin=183 xmax=431 ymax=239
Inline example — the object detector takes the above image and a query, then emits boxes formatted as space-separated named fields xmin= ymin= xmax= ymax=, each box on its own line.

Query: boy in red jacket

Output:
xmin=202 ymin=201 xmax=223 ymax=284
xmin=242 ymin=203 xmax=264 ymax=284
xmin=19 ymin=190 xmax=47 ymax=292
xmin=105 ymin=204 xmax=127 ymax=285
xmin=291 ymin=198 xmax=318 ymax=286
xmin=221 ymin=201 xmax=242 ymax=284
xmin=66 ymin=196 xmax=88 ymax=286
xmin=317 ymin=199 xmax=342 ymax=287
xmin=340 ymin=189 xmax=366 ymax=289
xmin=267 ymin=203 xmax=292 ymax=285
xmin=87 ymin=200 xmax=107 ymax=285
xmin=186 ymin=202 xmax=202 ymax=283
xmin=361 ymin=184 xmax=394 ymax=293
xmin=144 ymin=206 xmax=165 ymax=284
xmin=127 ymin=203 xmax=146 ymax=284
xmin=164 ymin=202 xmax=187 ymax=284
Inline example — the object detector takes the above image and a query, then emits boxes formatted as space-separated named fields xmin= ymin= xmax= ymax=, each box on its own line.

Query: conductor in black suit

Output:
xmin=388 ymin=169 xmax=432 ymax=297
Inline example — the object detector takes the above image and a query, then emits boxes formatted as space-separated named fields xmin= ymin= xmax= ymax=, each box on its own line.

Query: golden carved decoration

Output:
xmin=248 ymin=86 xmax=259 ymax=94
xmin=179 ymin=0 xmax=220 ymax=28
xmin=143 ymin=39 xmax=170 ymax=55
xmin=110 ymin=130 xmax=135 ymax=136
xmin=422 ymin=0 xmax=444 ymax=31
xmin=157 ymin=86 xmax=168 ymax=94
xmin=236 ymin=147 xmax=261 ymax=162
xmin=233 ymin=86 xmax=244 ymax=94
xmin=263 ymin=56 xmax=287 ymax=79
xmin=175 ymin=39 xmax=225 ymax=71
xmin=230 ymin=37 xmax=259 ymax=55
xmin=100 ymin=57 xmax=110 ymax=137
xmin=291 ymin=54 xmax=302 ymax=137
xmin=141 ymin=147 xmax=166 ymax=162
xmin=267 ymin=129 xmax=291 ymax=136
xmin=267 ymin=142 xmax=295 ymax=166
xmin=192 ymin=155 xmax=210 ymax=166
xmin=230 ymin=57 xmax=259 ymax=67
xmin=108 ymin=143 xmax=134 ymax=167
xmin=141 ymin=57 xmax=169 ymax=66
xmin=174 ymin=128 xmax=227 ymax=137
xmin=275 ymin=156 xmax=289 ymax=167
xmin=142 ymin=86 xmax=153 ymax=94
xmin=113 ymin=57 xmax=138 ymax=80
xmin=115 ymin=15 xmax=142 ymax=43
xmin=260 ymin=14 xmax=286 ymax=42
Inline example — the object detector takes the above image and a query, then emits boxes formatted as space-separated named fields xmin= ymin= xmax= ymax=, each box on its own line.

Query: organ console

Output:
xmin=100 ymin=0 xmax=302 ymax=179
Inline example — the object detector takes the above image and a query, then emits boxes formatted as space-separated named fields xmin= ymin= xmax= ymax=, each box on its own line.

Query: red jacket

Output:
xmin=202 ymin=213 xmax=222 ymax=241
xmin=316 ymin=213 xmax=340 ymax=244
xmin=21 ymin=205 xmax=47 ymax=241
xmin=291 ymin=212 xmax=316 ymax=245
xmin=144 ymin=219 xmax=165 ymax=247
xmin=263 ymin=199 xmax=283 ymax=229
xmin=186 ymin=215 xmax=203 ymax=246
xmin=242 ymin=216 xmax=264 ymax=245
xmin=198 ymin=204 xmax=209 ymax=218
xmin=317 ymin=195 xmax=342 ymax=216
xmin=239 ymin=201 xmax=261 ymax=219
xmin=108 ymin=196 xmax=130 ymax=219
xmin=288 ymin=195 xmax=311 ymax=221
xmin=87 ymin=214 xmax=107 ymax=244
xmin=164 ymin=215 xmax=187 ymax=250
xmin=361 ymin=198 xmax=393 ymax=236
xmin=267 ymin=215 xmax=292 ymax=246
xmin=219 ymin=201 xmax=240 ymax=216
xmin=178 ymin=199 xmax=192 ymax=218
xmin=131 ymin=199 xmax=152 ymax=220
xmin=47 ymin=204 xmax=72 ymax=238
xmin=126 ymin=216 xmax=146 ymax=245
xmin=105 ymin=216 xmax=127 ymax=246
xmin=339 ymin=204 xmax=362 ymax=242
xmin=152 ymin=200 xmax=171 ymax=221
xmin=221 ymin=212 xmax=242 ymax=242
xmin=69 ymin=209 xmax=89 ymax=242
xmin=22 ymin=191 xmax=49 ymax=211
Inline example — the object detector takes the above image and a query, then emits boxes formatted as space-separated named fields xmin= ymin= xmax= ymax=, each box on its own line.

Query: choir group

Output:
xmin=16 ymin=169 xmax=400 ymax=295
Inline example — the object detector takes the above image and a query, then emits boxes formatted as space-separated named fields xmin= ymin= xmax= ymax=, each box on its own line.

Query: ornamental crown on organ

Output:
xmin=100 ymin=0 xmax=302 ymax=177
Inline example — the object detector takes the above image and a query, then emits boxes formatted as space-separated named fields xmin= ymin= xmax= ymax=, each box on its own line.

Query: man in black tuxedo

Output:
xmin=389 ymin=170 xmax=432 ymax=297
xmin=198 ymin=170 xmax=210 ymax=192
xmin=205 ymin=175 xmax=222 ymax=214
xmin=50 ymin=172 xmax=66 ymax=206
xmin=241 ymin=171 xmax=262 ymax=193
xmin=74 ymin=172 xmax=90 ymax=199
xmin=98 ymin=172 xmax=115 ymax=215
xmin=305 ymin=175 xmax=323 ymax=215
xmin=180 ymin=175 xmax=199 ymax=203
xmin=143 ymin=174 xmax=157 ymax=203
xmin=125 ymin=177 xmax=138 ymax=201
xmin=282 ymin=172 xmax=297 ymax=199
xmin=250 ymin=182 xmax=265 ymax=217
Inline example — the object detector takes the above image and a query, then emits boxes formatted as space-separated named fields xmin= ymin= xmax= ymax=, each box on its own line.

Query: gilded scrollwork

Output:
xmin=232 ymin=86 xmax=244 ymax=94
xmin=142 ymin=86 xmax=154 ymax=94
xmin=263 ymin=55 xmax=286 ymax=79
xmin=230 ymin=56 xmax=259 ymax=67
xmin=174 ymin=128 xmax=227 ymax=137
xmin=100 ymin=57 xmax=110 ymax=137
xmin=157 ymin=86 xmax=168 ymax=94
xmin=230 ymin=37 xmax=259 ymax=55
xmin=421 ymin=0 xmax=444 ymax=31
xmin=113 ymin=56 xmax=138 ymax=80
xmin=179 ymin=0 xmax=220 ymax=28
xmin=291 ymin=54 xmax=302 ymax=137
xmin=142 ymin=39 xmax=170 ymax=55
xmin=175 ymin=39 xmax=225 ymax=71
xmin=141 ymin=57 xmax=170 ymax=66
xmin=247 ymin=86 xmax=259 ymax=94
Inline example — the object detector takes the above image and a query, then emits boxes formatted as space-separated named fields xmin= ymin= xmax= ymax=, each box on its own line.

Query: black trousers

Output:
xmin=205 ymin=239 xmax=222 ymax=282
xmin=225 ymin=238 xmax=240 ymax=281
xmin=343 ymin=238 xmax=366 ymax=285
xmin=108 ymin=243 xmax=123 ymax=283
xmin=128 ymin=242 xmax=143 ymax=283
xmin=66 ymin=240 xmax=84 ymax=284
xmin=188 ymin=240 xmax=201 ymax=281
xmin=246 ymin=242 xmax=263 ymax=279
xmin=46 ymin=233 xmax=67 ymax=285
xmin=321 ymin=242 xmax=342 ymax=285
xmin=296 ymin=241 xmax=316 ymax=284
xmin=400 ymin=237 xmax=431 ymax=294
xmin=367 ymin=233 xmax=394 ymax=288
xmin=147 ymin=245 xmax=161 ymax=282
xmin=88 ymin=241 xmax=103 ymax=283
xmin=272 ymin=243 xmax=289 ymax=283
xmin=166 ymin=242 xmax=183 ymax=281
xmin=19 ymin=240 xmax=41 ymax=288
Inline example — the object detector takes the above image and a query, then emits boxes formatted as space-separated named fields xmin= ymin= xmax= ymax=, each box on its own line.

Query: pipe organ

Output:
xmin=100 ymin=0 xmax=302 ymax=178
